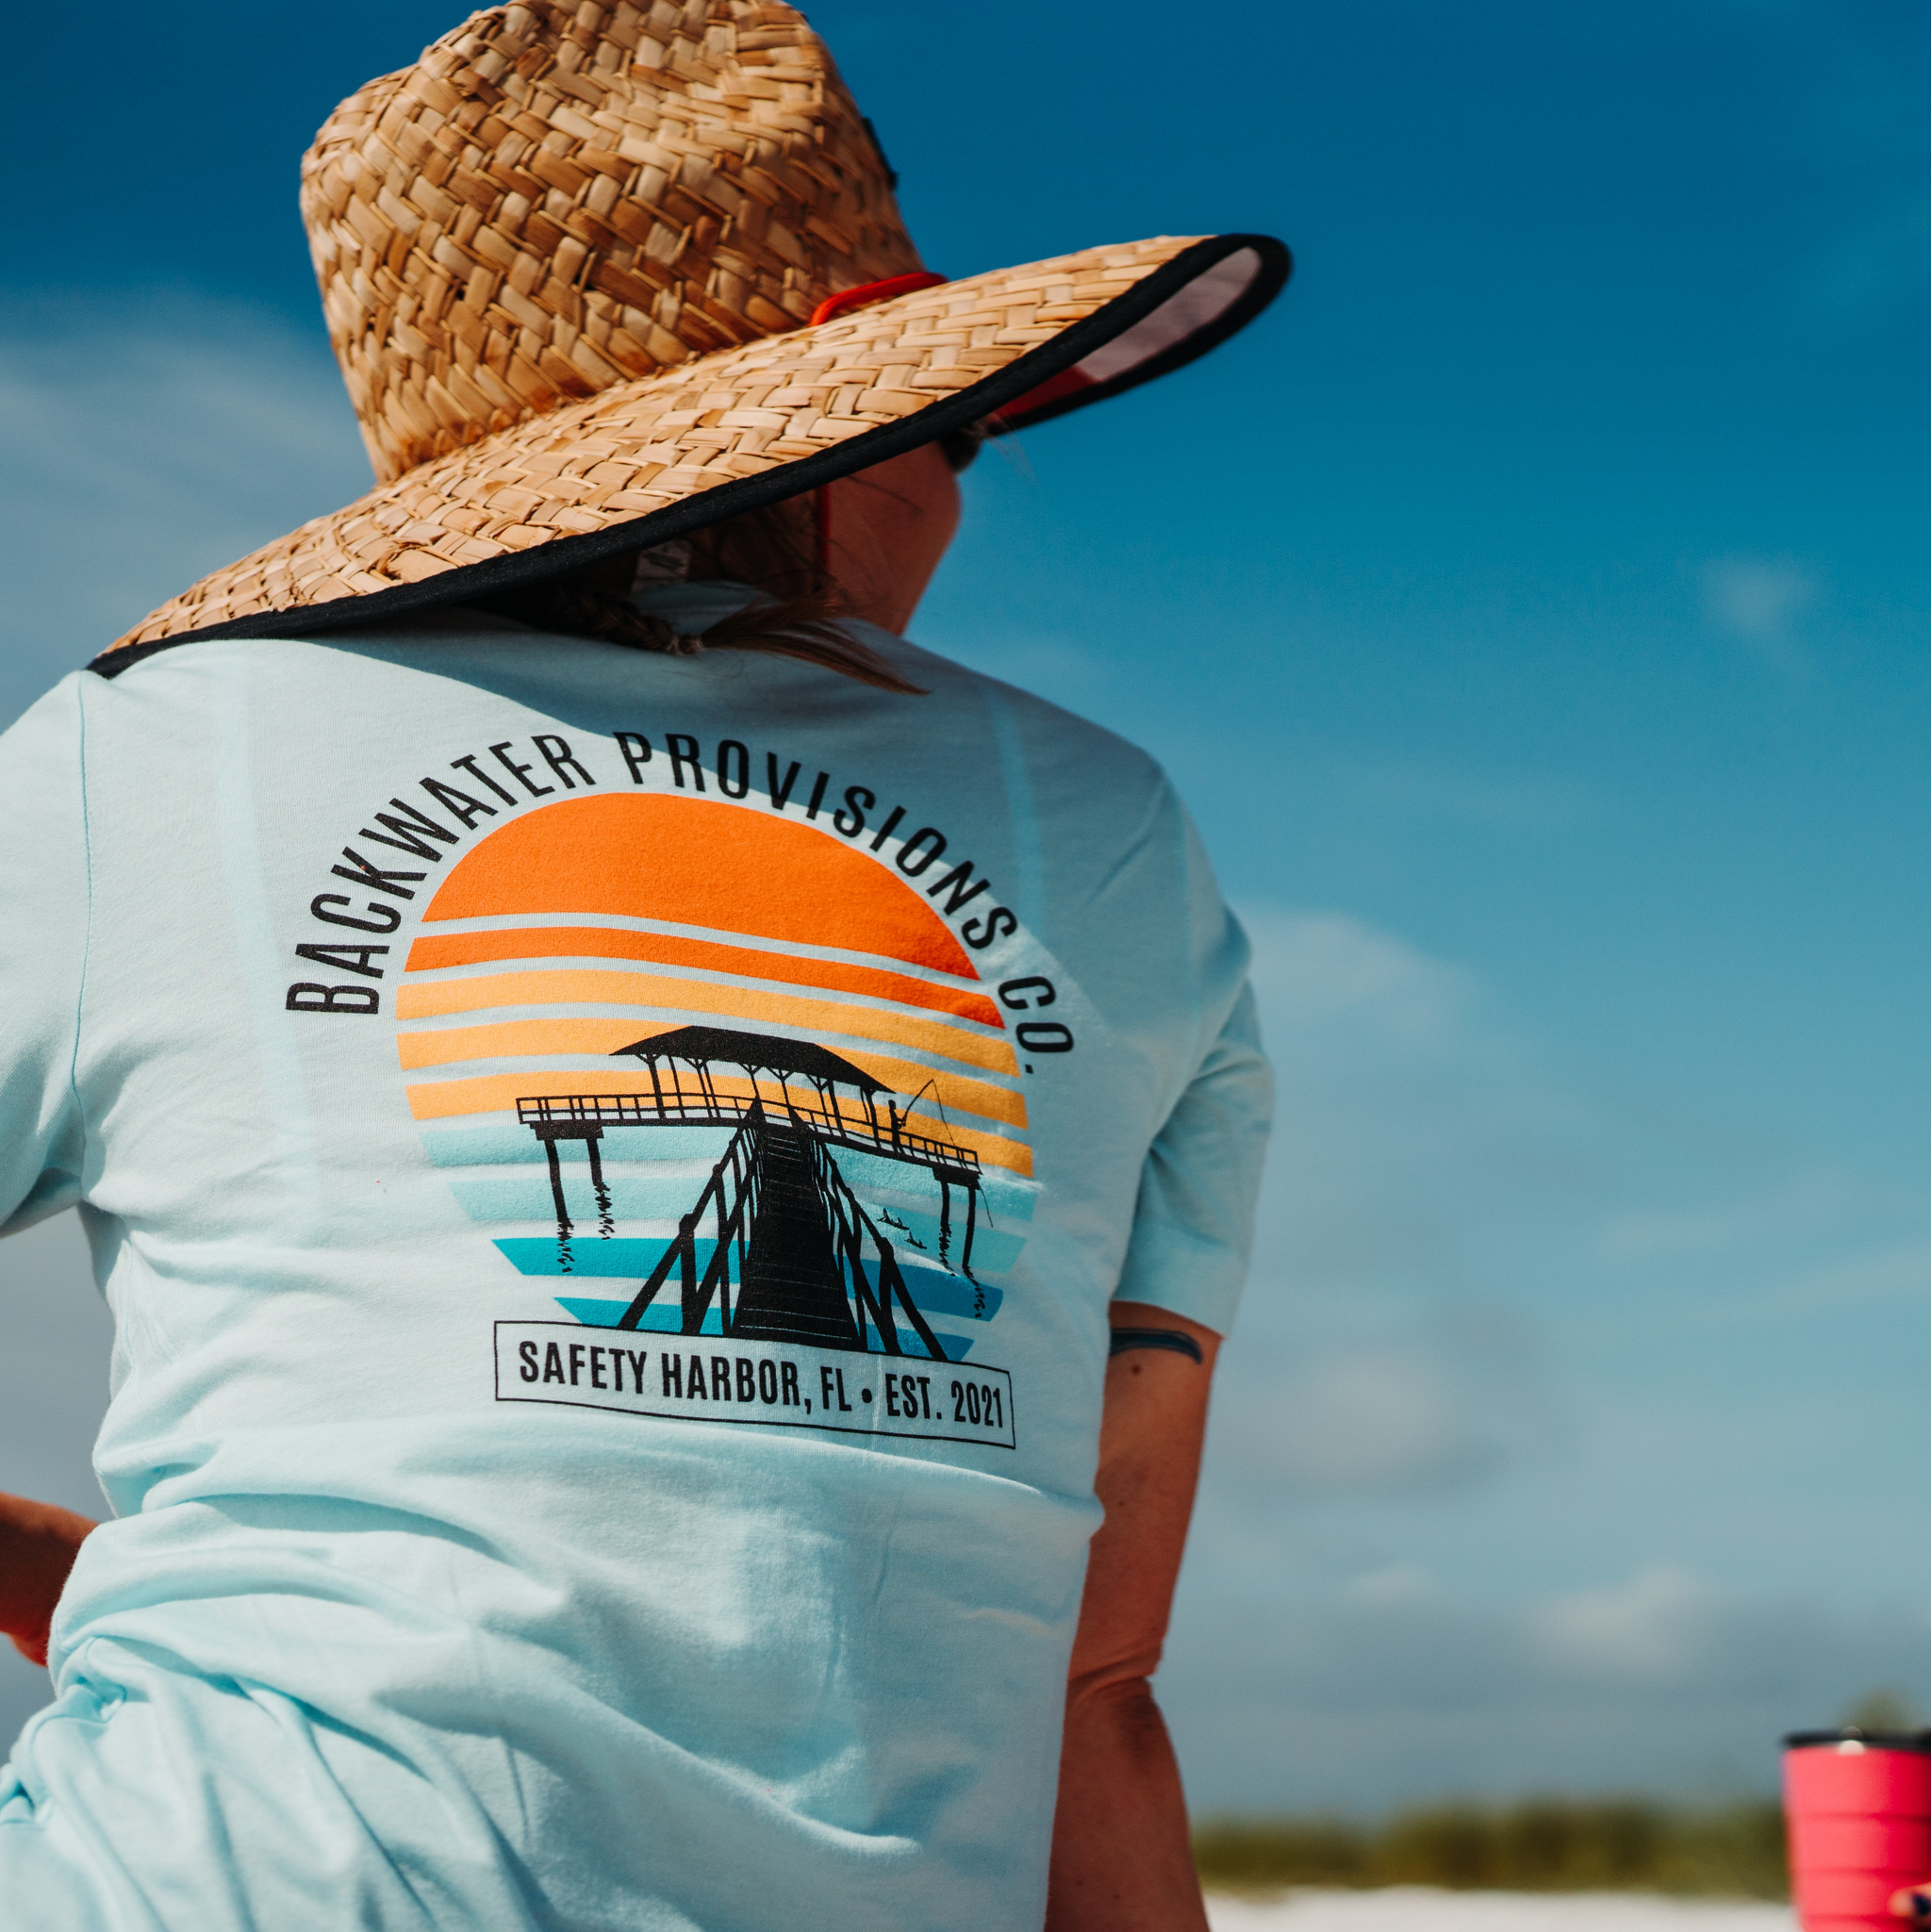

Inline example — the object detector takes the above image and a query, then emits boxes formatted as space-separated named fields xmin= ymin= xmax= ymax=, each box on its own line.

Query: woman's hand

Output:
xmin=0 ymin=1491 xmax=97 ymax=1666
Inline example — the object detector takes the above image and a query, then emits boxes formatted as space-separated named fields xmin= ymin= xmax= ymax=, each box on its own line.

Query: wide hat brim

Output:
xmin=92 ymin=232 xmax=1289 ymax=676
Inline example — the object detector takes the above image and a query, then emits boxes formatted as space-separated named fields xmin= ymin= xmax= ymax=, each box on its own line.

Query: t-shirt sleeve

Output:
xmin=0 ymin=675 xmax=91 ymax=1232
xmin=1110 ymin=799 xmax=1272 ymax=1337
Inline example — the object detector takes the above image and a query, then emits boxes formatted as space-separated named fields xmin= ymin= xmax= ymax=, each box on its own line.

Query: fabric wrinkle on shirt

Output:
xmin=0 ymin=582 xmax=1271 ymax=1930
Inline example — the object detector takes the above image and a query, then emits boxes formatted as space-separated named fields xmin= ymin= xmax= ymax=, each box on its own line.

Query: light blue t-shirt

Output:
xmin=0 ymin=590 xmax=1269 ymax=1930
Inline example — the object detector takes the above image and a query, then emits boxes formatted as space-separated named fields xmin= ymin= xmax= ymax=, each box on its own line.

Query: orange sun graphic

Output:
xmin=394 ymin=792 xmax=1031 ymax=1176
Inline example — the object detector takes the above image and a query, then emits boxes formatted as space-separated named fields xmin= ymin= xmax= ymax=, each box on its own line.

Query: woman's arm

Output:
xmin=1047 ymin=1301 xmax=1221 ymax=1932
xmin=0 ymin=1491 xmax=96 ymax=1666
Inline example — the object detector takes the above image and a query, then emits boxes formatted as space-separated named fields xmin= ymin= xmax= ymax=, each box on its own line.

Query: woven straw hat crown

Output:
xmin=304 ymin=0 xmax=923 ymax=484
xmin=95 ymin=3 xmax=1290 ymax=669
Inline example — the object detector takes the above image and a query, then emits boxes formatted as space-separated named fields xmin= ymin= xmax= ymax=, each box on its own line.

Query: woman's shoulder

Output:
xmin=883 ymin=633 xmax=1170 ymax=792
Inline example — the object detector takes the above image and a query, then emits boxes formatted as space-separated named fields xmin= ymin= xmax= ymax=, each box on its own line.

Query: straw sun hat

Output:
xmin=92 ymin=0 xmax=1291 ymax=676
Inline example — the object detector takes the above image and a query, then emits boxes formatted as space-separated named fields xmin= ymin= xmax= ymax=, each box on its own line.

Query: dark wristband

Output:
xmin=1108 ymin=1327 xmax=1204 ymax=1365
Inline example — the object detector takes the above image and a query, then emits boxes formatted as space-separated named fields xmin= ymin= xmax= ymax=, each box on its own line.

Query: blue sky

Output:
xmin=7 ymin=0 xmax=1931 ymax=1810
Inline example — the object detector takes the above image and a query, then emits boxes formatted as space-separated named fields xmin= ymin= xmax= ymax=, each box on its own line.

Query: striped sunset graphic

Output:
xmin=398 ymin=791 xmax=1033 ymax=1358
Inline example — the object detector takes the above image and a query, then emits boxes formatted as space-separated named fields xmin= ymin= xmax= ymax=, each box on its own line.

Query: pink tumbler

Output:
xmin=1785 ymin=1729 xmax=1931 ymax=1932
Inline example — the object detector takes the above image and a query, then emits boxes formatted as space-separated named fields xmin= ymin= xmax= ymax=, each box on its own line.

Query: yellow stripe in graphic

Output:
xmin=395 ymin=966 xmax=1020 ymax=1076
xmin=395 ymin=1019 xmax=1029 ymax=1128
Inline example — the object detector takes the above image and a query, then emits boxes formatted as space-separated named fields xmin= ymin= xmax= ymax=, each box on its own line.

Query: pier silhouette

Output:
xmin=518 ymin=1025 xmax=982 ymax=1357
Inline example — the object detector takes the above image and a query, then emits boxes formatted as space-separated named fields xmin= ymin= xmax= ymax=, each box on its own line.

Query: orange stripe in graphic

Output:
xmin=404 ymin=1070 xmax=1034 ymax=1177
xmin=404 ymin=925 xmax=1003 ymax=1028
xmin=394 ymin=1019 xmax=1030 ymax=1128
xmin=394 ymin=968 xmax=1021 ymax=1075
xmin=421 ymin=792 xmax=980 ymax=978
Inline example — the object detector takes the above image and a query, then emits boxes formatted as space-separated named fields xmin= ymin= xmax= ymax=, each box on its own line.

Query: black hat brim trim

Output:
xmin=90 ymin=233 xmax=1291 ymax=679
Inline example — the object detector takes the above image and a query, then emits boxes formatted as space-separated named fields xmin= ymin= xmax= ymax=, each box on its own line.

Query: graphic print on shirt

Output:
xmin=393 ymin=791 xmax=1035 ymax=1449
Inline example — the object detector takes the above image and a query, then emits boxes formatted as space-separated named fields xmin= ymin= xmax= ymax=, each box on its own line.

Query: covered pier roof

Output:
xmin=611 ymin=1025 xmax=884 ymax=1096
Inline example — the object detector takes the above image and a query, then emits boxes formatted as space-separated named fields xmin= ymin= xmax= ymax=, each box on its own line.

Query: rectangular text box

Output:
xmin=494 ymin=1322 xmax=1015 ymax=1450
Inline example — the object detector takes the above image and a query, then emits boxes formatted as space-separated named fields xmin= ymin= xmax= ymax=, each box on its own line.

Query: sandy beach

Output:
xmin=1206 ymin=1892 xmax=1794 ymax=1932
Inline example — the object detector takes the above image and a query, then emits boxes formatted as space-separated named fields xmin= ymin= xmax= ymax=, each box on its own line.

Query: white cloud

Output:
xmin=1342 ymin=1564 xmax=1439 ymax=1608
xmin=1206 ymin=1306 xmax=1552 ymax=1503
xmin=1183 ymin=908 xmax=1574 ymax=1526
xmin=1703 ymin=556 xmax=1816 ymax=640
xmin=1168 ymin=899 xmax=1931 ymax=1809
xmin=1263 ymin=1347 xmax=1509 ymax=1494
xmin=0 ymin=291 xmax=370 ymax=728
xmin=1164 ymin=1561 xmax=1931 ymax=1811
xmin=1528 ymin=1566 xmax=1725 ymax=1683
xmin=1598 ymin=1166 xmax=1896 ymax=1262
xmin=1700 ymin=556 xmax=1819 ymax=675
xmin=1755 ymin=1235 xmax=1931 ymax=1321
xmin=1242 ymin=907 xmax=1473 ymax=1043
xmin=1231 ymin=900 xmax=1931 ymax=1359
xmin=1233 ymin=901 xmax=1590 ymax=1313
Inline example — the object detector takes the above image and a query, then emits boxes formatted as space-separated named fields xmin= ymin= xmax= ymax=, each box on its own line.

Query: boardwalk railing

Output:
xmin=616 ymin=1103 xmax=764 ymax=1334
xmin=606 ymin=1100 xmax=954 ymax=1358
xmin=518 ymin=1088 xmax=979 ymax=1181
xmin=806 ymin=1134 xmax=949 ymax=1362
